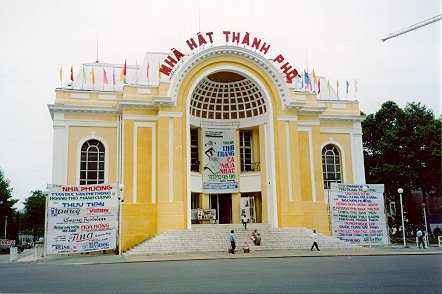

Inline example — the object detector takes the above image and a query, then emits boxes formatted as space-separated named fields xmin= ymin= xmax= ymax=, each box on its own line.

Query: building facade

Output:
xmin=49 ymin=45 xmax=366 ymax=251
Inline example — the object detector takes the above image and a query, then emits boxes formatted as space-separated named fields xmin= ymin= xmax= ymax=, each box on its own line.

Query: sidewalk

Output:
xmin=13 ymin=245 xmax=442 ymax=265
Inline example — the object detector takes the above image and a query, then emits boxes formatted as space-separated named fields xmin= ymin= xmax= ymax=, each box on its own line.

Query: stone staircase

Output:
xmin=124 ymin=224 xmax=363 ymax=256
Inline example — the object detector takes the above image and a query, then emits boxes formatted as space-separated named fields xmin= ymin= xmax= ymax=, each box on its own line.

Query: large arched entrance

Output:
xmin=181 ymin=60 xmax=279 ymax=228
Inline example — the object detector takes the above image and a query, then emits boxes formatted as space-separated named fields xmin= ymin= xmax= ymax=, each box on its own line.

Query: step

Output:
xmin=124 ymin=225 xmax=363 ymax=256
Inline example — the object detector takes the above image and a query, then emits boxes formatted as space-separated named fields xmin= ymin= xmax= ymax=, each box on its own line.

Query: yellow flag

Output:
xmin=158 ymin=63 xmax=162 ymax=79
xmin=91 ymin=67 xmax=95 ymax=84
xmin=312 ymin=69 xmax=317 ymax=85
xmin=59 ymin=66 xmax=62 ymax=82
xmin=336 ymin=80 xmax=339 ymax=96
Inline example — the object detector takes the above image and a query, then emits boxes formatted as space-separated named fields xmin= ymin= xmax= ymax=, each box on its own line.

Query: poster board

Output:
xmin=330 ymin=183 xmax=388 ymax=245
xmin=202 ymin=129 xmax=238 ymax=193
xmin=46 ymin=184 xmax=119 ymax=254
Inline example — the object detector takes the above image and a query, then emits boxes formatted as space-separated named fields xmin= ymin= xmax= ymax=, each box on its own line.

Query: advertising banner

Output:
xmin=46 ymin=184 xmax=119 ymax=254
xmin=330 ymin=183 xmax=388 ymax=245
xmin=202 ymin=129 xmax=238 ymax=193
xmin=0 ymin=239 xmax=16 ymax=249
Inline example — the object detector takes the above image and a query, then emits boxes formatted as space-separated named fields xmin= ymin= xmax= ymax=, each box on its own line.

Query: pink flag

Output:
xmin=112 ymin=68 xmax=116 ymax=85
xmin=318 ymin=79 xmax=321 ymax=94
xmin=103 ymin=68 xmax=109 ymax=84
xmin=146 ymin=62 xmax=150 ymax=78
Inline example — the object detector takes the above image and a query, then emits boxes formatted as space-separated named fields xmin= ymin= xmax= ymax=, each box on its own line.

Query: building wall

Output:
xmin=49 ymin=48 xmax=365 ymax=251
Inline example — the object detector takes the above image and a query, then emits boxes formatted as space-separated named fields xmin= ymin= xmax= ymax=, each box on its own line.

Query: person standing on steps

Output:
xmin=230 ymin=230 xmax=236 ymax=254
xmin=310 ymin=229 xmax=320 ymax=251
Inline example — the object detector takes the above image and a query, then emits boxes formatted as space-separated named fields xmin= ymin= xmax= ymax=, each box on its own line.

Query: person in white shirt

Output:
xmin=416 ymin=229 xmax=425 ymax=249
xmin=241 ymin=214 xmax=248 ymax=230
xmin=310 ymin=229 xmax=320 ymax=251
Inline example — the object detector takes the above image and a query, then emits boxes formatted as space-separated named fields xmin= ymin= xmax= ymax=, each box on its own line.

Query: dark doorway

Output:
xmin=210 ymin=194 xmax=232 ymax=224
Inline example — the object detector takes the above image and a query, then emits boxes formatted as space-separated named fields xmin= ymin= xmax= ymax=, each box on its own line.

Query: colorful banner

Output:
xmin=0 ymin=239 xmax=16 ymax=249
xmin=330 ymin=183 xmax=388 ymax=245
xmin=46 ymin=184 xmax=119 ymax=254
xmin=202 ymin=129 xmax=238 ymax=193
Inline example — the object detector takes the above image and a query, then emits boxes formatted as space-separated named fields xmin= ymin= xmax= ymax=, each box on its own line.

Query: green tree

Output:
xmin=0 ymin=168 xmax=18 ymax=239
xmin=362 ymin=101 xmax=441 ymax=235
xmin=22 ymin=190 xmax=46 ymax=241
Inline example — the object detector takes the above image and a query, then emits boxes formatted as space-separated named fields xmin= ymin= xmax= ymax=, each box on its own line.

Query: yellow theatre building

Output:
xmin=48 ymin=31 xmax=366 ymax=251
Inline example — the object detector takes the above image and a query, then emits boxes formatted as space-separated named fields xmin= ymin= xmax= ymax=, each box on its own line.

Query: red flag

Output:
xmin=70 ymin=66 xmax=74 ymax=81
xmin=318 ymin=79 xmax=321 ymax=94
xmin=103 ymin=68 xmax=109 ymax=84
xmin=146 ymin=62 xmax=150 ymax=78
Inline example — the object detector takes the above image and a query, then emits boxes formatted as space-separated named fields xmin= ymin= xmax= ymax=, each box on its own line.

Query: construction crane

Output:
xmin=381 ymin=14 xmax=442 ymax=42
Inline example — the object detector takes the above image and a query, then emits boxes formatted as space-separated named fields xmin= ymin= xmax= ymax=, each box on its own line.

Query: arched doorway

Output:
xmin=187 ymin=69 xmax=270 ymax=226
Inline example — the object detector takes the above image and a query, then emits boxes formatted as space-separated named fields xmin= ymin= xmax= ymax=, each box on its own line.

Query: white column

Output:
xmin=351 ymin=122 xmax=366 ymax=184
xmin=264 ymin=123 xmax=278 ymax=228
xmin=52 ymin=112 xmax=67 ymax=185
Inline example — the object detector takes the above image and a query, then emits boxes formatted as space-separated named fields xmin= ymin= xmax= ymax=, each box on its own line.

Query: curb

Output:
xmin=17 ymin=248 xmax=441 ymax=265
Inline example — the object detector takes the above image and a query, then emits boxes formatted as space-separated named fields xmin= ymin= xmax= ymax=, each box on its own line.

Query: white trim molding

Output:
xmin=285 ymin=121 xmax=293 ymax=201
xmin=76 ymin=135 xmax=110 ymax=185
xmin=350 ymin=122 xmax=366 ymax=184
xmin=52 ymin=111 xmax=68 ymax=185
xmin=298 ymin=126 xmax=317 ymax=202
xmin=320 ymin=140 xmax=348 ymax=179
xmin=168 ymin=118 xmax=174 ymax=202
xmin=169 ymin=46 xmax=291 ymax=109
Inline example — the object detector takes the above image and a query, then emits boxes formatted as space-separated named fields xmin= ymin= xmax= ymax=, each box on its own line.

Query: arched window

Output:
xmin=80 ymin=139 xmax=105 ymax=185
xmin=322 ymin=145 xmax=342 ymax=189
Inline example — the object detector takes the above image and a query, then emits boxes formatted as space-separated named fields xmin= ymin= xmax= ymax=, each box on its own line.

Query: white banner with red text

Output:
xmin=45 ymin=184 xmax=119 ymax=254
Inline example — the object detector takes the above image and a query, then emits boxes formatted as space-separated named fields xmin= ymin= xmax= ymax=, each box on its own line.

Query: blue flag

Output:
xmin=346 ymin=80 xmax=349 ymax=95
xmin=304 ymin=69 xmax=311 ymax=88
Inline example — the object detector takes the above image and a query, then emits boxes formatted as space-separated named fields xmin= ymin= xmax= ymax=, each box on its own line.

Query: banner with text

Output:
xmin=330 ymin=183 xmax=388 ymax=245
xmin=46 ymin=184 xmax=119 ymax=254
xmin=202 ymin=129 xmax=238 ymax=193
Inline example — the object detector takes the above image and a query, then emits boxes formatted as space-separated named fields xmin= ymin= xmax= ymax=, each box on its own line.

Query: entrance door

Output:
xmin=210 ymin=194 xmax=232 ymax=224
xmin=241 ymin=195 xmax=256 ymax=223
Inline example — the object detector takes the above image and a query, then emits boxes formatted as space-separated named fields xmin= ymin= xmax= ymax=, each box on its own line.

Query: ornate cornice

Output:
xmin=48 ymin=104 xmax=117 ymax=119
xmin=297 ymin=106 xmax=328 ymax=115
xmin=320 ymin=114 xmax=366 ymax=122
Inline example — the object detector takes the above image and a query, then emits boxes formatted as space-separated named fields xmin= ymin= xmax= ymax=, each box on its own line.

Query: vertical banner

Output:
xmin=202 ymin=129 xmax=238 ymax=193
xmin=46 ymin=184 xmax=119 ymax=254
xmin=330 ymin=183 xmax=388 ymax=245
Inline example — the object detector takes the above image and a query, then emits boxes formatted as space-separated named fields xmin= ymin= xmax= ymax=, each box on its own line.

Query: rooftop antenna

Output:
xmin=96 ymin=33 xmax=99 ymax=63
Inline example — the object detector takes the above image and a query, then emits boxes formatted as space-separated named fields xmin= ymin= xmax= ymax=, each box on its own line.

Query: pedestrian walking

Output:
xmin=416 ymin=229 xmax=425 ymax=249
xmin=230 ymin=230 xmax=236 ymax=254
xmin=241 ymin=214 xmax=248 ymax=230
xmin=310 ymin=229 xmax=320 ymax=251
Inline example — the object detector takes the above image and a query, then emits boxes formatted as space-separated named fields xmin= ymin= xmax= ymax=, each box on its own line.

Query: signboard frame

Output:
xmin=45 ymin=183 xmax=120 ymax=255
xmin=330 ymin=183 xmax=389 ymax=245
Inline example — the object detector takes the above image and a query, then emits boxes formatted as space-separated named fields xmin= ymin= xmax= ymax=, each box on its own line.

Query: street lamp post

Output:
xmin=398 ymin=188 xmax=406 ymax=247
xmin=362 ymin=186 xmax=371 ymax=248
xmin=118 ymin=184 xmax=125 ymax=256
xmin=422 ymin=203 xmax=428 ymax=248
xmin=4 ymin=216 xmax=7 ymax=239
